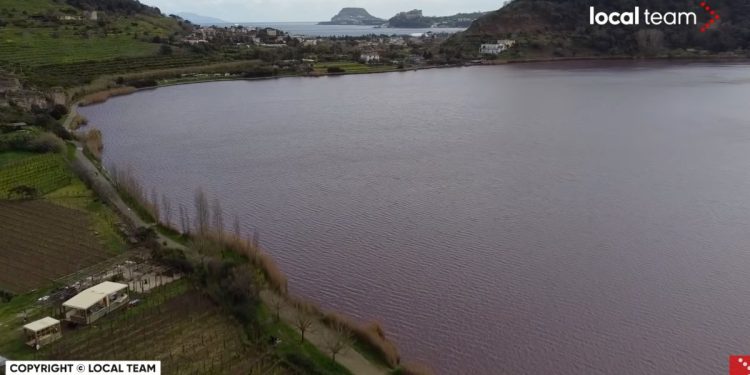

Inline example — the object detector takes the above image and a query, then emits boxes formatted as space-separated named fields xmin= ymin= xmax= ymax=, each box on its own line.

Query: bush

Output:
xmin=327 ymin=66 xmax=345 ymax=73
xmin=152 ymin=247 xmax=194 ymax=273
xmin=49 ymin=104 xmax=69 ymax=120
xmin=127 ymin=79 xmax=158 ymax=88
xmin=283 ymin=352 xmax=324 ymax=375
xmin=28 ymin=132 xmax=65 ymax=153
xmin=159 ymin=44 xmax=173 ymax=55
xmin=0 ymin=131 xmax=36 ymax=152
xmin=322 ymin=313 xmax=400 ymax=367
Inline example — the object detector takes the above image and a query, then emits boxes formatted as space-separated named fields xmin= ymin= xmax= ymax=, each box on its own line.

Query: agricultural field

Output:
xmin=0 ymin=150 xmax=34 ymax=167
xmin=0 ymin=200 xmax=113 ymax=294
xmin=29 ymin=54 xmax=215 ymax=87
xmin=0 ymin=153 xmax=72 ymax=198
xmin=314 ymin=62 xmax=398 ymax=75
xmin=0 ymin=0 xmax=188 ymax=86
xmin=43 ymin=282 xmax=286 ymax=374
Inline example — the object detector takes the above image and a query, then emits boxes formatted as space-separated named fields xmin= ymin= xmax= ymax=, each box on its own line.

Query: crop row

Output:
xmin=0 ymin=154 xmax=72 ymax=196
xmin=45 ymin=289 xmax=271 ymax=373
xmin=0 ymin=200 xmax=110 ymax=293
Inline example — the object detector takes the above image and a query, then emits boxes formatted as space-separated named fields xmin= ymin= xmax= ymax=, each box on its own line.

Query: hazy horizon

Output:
xmin=140 ymin=0 xmax=502 ymax=23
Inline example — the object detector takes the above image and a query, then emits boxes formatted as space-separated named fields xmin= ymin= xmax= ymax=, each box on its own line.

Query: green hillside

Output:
xmin=0 ymin=0 xmax=191 ymax=86
xmin=446 ymin=0 xmax=750 ymax=58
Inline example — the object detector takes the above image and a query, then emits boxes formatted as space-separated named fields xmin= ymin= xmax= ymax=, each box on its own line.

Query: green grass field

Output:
xmin=0 ymin=150 xmax=35 ymax=167
xmin=0 ymin=0 xmax=185 ymax=87
xmin=0 ymin=153 xmax=72 ymax=197
xmin=314 ymin=62 xmax=398 ymax=74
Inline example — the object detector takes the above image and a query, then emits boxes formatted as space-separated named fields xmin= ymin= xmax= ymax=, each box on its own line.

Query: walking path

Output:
xmin=64 ymin=104 xmax=388 ymax=374
xmin=260 ymin=290 xmax=389 ymax=375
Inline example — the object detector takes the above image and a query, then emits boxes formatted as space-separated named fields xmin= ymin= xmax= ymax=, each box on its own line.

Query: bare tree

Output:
xmin=267 ymin=293 xmax=284 ymax=322
xmin=324 ymin=323 xmax=351 ymax=362
xmin=233 ymin=214 xmax=242 ymax=238
xmin=194 ymin=188 xmax=210 ymax=234
xmin=178 ymin=203 xmax=187 ymax=233
xmin=212 ymin=198 xmax=224 ymax=232
xmin=150 ymin=187 xmax=160 ymax=222
xmin=293 ymin=304 xmax=315 ymax=343
xmin=636 ymin=29 xmax=665 ymax=56
xmin=161 ymin=194 xmax=172 ymax=227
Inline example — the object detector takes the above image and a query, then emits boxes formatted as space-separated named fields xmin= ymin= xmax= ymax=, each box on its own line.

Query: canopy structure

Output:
xmin=63 ymin=281 xmax=128 ymax=310
xmin=22 ymin=316 xmax=62 ymax=348
xmin=23 ymin=317 xmax=59 ymax=333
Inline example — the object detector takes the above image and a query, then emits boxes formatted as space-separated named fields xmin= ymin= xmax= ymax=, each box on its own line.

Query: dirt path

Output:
xmin=260 ymin=290 xmax=390 ymax=375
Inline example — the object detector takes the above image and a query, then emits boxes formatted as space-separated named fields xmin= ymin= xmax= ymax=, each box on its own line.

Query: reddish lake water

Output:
xmin=80 ymin=62 xmax=750 ymax=374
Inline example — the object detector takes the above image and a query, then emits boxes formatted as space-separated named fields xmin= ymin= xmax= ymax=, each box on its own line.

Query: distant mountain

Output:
xmin=445 ymin=0 xmax=750 ymax=58
xmin=319 ymin=8 xmax=384 ymax=25
xmin=176 ymin=12 xmax=229 ymax=25
xmin=387 ymin=9 xmax=487 ymax=28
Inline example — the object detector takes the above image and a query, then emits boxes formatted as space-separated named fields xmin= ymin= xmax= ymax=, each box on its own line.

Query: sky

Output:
xmin=140 ymin=0 xmax=504 ymax=22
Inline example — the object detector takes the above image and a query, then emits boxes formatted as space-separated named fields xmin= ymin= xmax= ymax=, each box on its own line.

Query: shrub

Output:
xmin=327 ymin=66 xmax=345 ymax=73
xmin=28 ymin=132 xmax=65 ymax=153
xmin=82 ymin=128 xmax=103 ymax=159
xmin=396 ymin=362 xmax=435 ymax=375
xmin=49 ymin=104 xmax=69 ymax=120
xmin=322 ymin=312 xmax=400 ymax=367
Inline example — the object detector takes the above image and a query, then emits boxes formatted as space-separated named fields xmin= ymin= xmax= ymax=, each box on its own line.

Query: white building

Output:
xmin=360 ymin=53 xmax=381 ymax=63
xmin=479 ymin=39 xmax=516 ymax=55
xmin=63 ymin=281 xmax=129 ymax=325
xmin=23 ymin=317 xmax=62 ymax=349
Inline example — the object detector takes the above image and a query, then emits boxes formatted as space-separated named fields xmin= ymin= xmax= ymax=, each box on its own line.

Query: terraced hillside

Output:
xmin=0 ymin=0 xmax=192 ymax=86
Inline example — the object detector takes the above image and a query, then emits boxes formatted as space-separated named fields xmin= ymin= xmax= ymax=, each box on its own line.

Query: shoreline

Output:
xmin=74 ymin=54 xmax=750 ymax=104
xmin=63 ymin=104 xmax=404 ymax=374
xmin=66 ymin=54 xmax=750 ymax=373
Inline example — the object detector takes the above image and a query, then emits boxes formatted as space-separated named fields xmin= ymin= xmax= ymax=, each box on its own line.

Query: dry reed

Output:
xmin=79 ymin=87 xmax=136 ymax=106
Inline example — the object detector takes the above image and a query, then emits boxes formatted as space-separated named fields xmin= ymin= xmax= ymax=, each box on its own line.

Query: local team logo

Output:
xmin=730 ymin=356 xmax=750 ymax=375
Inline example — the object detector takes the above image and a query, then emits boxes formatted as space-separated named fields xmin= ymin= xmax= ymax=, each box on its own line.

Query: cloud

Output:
xmin=142 ymin=0 xmax=500 ymax=22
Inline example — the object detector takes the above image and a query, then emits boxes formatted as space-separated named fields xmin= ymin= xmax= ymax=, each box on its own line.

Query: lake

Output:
xmin=80 ymin=62 xmax=750 ymax=374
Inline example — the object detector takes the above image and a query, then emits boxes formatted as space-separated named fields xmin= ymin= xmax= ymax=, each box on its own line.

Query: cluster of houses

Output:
xmin=184 ymin=25 xmax=301 ymax=47
xmin=479 ymin=39 xmax=516 ymax=55
xmin=22 ymin=281 xmax=129 ymax=350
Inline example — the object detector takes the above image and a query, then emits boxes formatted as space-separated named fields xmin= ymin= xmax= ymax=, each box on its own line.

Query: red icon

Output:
xmin=730 ymin=356 xmax=750 ymax=375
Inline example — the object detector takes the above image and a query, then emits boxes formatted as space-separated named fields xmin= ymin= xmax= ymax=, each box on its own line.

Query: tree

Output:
xmin=293 ymin=303 xmax=315 ymax=343
xmin=150 ymin=188 xmax=160 ymax=222
xmin=233 ymin=214 xmax=242 ymax=238
xmin=212 ymin=198 xmax=224 ymax=232
xmin=161 ymin=194 xmax=172 ymax=227
xmin=635 ymin=29 xmax=664 ymax=57
xmin=7 ymin=185 xmax=38 ymax=200
xmin=267 ymin=293 xmax=283 ymax=322
xmin=324 ymin=323 xmax=351 ymax=362
xmin=194 ymin=188 xmax=210 ymax=234
xmin=159 ymin=44 xmax=173 ymax=55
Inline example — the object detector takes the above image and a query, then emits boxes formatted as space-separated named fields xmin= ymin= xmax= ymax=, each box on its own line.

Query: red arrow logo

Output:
xmin=699 ymin=1 xmax=721 ymax=32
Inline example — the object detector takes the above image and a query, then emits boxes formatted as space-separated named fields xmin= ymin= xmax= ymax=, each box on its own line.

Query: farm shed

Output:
xmin=63 ymin=281 xmax=129 ymax=325
xmin=23 ymin=317 xmax=62 ymax=349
